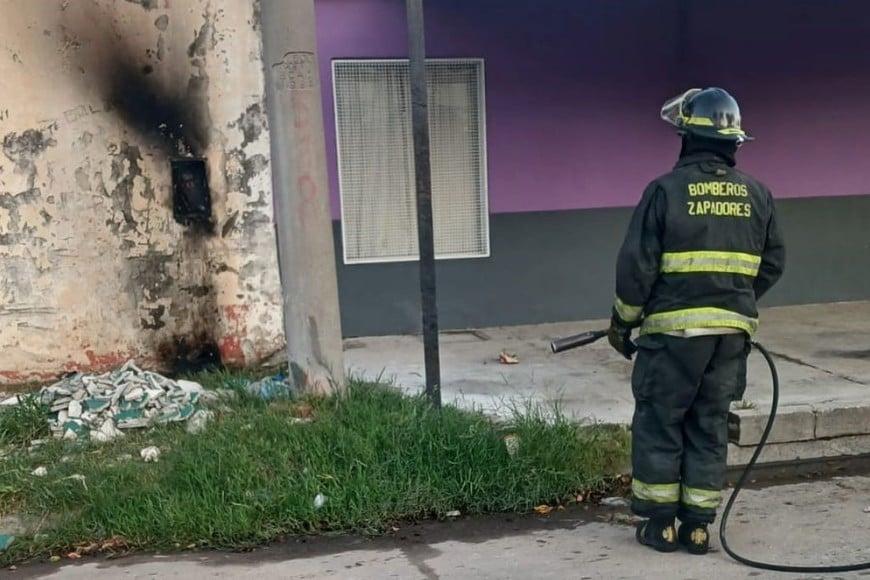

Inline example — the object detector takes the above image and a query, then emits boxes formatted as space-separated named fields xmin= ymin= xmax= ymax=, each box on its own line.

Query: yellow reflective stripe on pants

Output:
xmin=681 ymin=486 xmax=721 ymax=509
xmin=632 ymin=480 xmax=680 ymax=504
xmin=660 ymin=251 xmax=761 ymax=276
xmin=614 ymin=296 xmax=643 ymax=323
xmin=640 ymin=307 xmax=758 ymax=336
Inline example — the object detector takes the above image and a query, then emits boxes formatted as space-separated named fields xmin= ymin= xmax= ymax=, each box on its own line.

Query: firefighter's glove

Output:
xmin=607 ymin=312 xmax=638 ymax=360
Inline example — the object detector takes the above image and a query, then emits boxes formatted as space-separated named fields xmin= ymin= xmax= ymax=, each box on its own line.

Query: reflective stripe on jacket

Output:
xmin=613 ymin=152 xmax=786 ymax=336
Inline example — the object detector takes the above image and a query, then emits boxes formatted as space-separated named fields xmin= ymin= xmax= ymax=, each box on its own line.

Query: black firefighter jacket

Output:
xmin=613 ymin=152 xmax=786 ymax=336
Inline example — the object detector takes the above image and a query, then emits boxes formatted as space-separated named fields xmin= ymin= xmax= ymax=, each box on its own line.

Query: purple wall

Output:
xmin=314 ymin=0 xmax=870 ymax=218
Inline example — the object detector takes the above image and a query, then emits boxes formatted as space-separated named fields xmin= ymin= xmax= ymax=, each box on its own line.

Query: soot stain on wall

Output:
xmin=123 ymin=0 xmax=159 ymax=12
xmin=231 ymin=103 xmax=266 ymax=148
xmin=2 ymin=126 xmax=57 ymax=192
xmin=225 ymin=150 xmax=268 ymax=198
xmin=64 ymin=5 xmax=230 ymax=372
xmin=1 ymin=126 xmax=57 ymax=245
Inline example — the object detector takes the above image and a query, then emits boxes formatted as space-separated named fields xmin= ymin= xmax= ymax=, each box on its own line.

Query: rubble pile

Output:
xmin=36 ymin=361 xmax=212 ymax=441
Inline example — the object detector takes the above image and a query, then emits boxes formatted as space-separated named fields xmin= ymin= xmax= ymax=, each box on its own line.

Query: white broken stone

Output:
xmin=140 ymin=446 xmax=160 ymax=462
xmin=313 ymin=494 xmax=326 ymax=509
xmin=63 ymin=474 xmax=87 ymax=490
xmin=31 ymin=466 xmax=47 ymax=477
xmin=68 ymin=400 xmax=82 ymax=419
xmin=176 ymin=380 xmax=205 ymax=396
xmin=186 ymin=409 xmax=212 ymax=434
xmin=91 ymin=419 xmax=123 ymax=443
xmin=504 ymin=434 xmax=520 ymax=457
xmin=600 ymin=497 xmax=631 ymax=508
xmin=0 ymin=395 xmax=21 ymax=407
xmin=123 ymin=387 xmax=145 ymax=401
xmin=38 ymin=360 xmax=208 ymax=442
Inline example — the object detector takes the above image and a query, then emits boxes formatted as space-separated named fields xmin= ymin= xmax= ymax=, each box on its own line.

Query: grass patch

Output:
xmin=0 ymin=377 xmax=629 ymax=565
xmin=732 ymin=399 xmax=758 ymax=410
xmin=0 ymin=396 xmax=50 ymax=448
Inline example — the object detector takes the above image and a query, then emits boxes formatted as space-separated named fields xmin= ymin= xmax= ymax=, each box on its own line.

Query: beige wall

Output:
xmin=0 ymin=0 xmax=285 ymax=383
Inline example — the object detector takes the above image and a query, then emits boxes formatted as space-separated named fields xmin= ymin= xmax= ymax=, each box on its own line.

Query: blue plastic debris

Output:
xmin=246 ymin=373 xmax=294 ymax=401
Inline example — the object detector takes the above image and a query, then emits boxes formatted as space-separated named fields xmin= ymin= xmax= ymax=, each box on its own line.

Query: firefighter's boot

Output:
xmin=678 ymin=521 xmax=710 ymax=555
xmin=635 ymin=517 xmax=679 ymax=553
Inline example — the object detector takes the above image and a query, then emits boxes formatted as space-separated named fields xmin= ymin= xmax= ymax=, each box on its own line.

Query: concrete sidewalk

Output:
xmin=343 ymin=301 xmax=870 ymax=466
xmin=20 ymin=475 xmax=870 ymax=579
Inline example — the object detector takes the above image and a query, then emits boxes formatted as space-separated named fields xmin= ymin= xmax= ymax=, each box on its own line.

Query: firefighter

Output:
xmin=607 ymin=87 xmax=786 ymax=555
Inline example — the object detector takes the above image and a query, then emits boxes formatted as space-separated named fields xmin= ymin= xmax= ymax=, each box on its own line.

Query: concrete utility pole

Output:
xmin=259 ymin=0 xmax=345 ymax=395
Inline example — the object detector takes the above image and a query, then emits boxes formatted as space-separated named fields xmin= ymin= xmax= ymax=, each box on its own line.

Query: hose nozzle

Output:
xmin=550 ymin=329 xmax=607 ymax=354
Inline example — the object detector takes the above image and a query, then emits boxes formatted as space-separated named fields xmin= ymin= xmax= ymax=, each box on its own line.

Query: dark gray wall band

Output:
xmin=334 ymin=195 xmax=870 ymax=337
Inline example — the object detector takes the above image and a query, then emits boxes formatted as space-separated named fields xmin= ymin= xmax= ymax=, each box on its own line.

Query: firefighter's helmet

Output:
xmin=660 ymin=87 xmax=753 ymax=143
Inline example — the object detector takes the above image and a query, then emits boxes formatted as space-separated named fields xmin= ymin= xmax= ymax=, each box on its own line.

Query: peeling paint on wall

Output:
xmin=0 ymin=0 xmax=284 ymax=383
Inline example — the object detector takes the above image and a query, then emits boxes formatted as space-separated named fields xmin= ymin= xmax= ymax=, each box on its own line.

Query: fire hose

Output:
xmin=549 ymin=330 xmax=870 ymax=572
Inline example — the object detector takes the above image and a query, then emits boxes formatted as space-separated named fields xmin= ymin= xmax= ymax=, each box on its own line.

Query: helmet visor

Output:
xmin=660 ymin=88 xmax=702 ymax=129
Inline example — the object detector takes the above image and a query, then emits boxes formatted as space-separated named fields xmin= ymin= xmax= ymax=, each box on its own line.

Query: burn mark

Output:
xmin=73 ymin=131 xmax=93 ymax=150
xmin=225 ymin=150 xmax=268 ymax=198
xmin=2 ymin=128 xmax=55 ymax=165
xmin=231 ymin=103 xmax=267 ymax=148
xmin=244 ymin=154 xmax=268 ymax=182
xmin=221 ymin=212 xmax=238 ymax=238
xmin=101 ymin=60 xmax=209 ymax=157
xmin=187 ymin=19 xmax=215 ymax=59
xmin=158 ymin=335 xmax=223 ymax=377
xmin=123 ymin=0 xmax=159 ymax=10
xmin=0 ymin=189 xmax=43 ymax=245
xmin=128 ymin=253 xmax=174 ymax=302
xmin=77 ymin=4 xmax=215 ymax=160
xmin=240 ymin=207 xmax=271 ymax=242
xmin=239 ymin=260 xmax=261 ymax=292
xmin=182 ymin=284 xmax=212 ymax=298
xmin=102 ymin=142 xmax=156 ymax=233
xmin=141 ymin=305 xmax=167 ymax=330
xmin=3 ymin=127 xmax=57 ymax=191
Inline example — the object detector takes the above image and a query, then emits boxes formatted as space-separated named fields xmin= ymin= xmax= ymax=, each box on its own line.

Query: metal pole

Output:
xmin=406 ymin=0 xmax=441 ymax=407
xmin=259 ymin=0 xmax=346 ymax=395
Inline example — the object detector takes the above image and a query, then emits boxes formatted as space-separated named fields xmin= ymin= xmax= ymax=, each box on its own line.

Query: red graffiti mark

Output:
xmin=83 ymin=350 xmax=129 ymax=369
xmin=0 ymin=369 xmax=63 ymax=383
xmin=297 ymin=175 xmax=318 ymax=215
xmin=292 ymin=92 xmax=311 ymax=129
xmin=219 ymin=305 xmax=250 ymax=365
xmin=0 ymin=349 xmax=162 ymax=386
xmin=223 ymin=304 xmax=250 ymax=325
xmin=219 ymin=336 xmax=245 ymax=365
xmin=290 ymin=90 xmax=321 ymax=224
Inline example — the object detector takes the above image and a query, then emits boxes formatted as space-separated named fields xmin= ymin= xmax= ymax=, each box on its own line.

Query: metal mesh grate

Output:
xmin=333 ymin=59 xmax=489 ymax=264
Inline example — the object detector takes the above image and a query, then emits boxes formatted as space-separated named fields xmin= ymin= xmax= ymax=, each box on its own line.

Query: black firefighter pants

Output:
xmin=629 ymin=332 xmax=749 ymax=524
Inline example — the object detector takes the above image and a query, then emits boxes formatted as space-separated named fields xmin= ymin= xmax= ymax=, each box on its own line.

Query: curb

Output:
xmin=727 ymin=402 xmax=870 ymax=466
